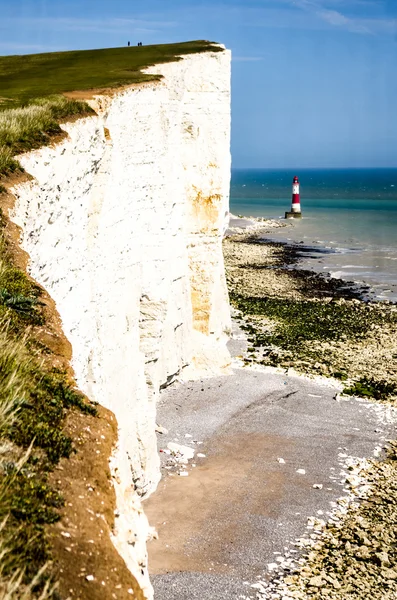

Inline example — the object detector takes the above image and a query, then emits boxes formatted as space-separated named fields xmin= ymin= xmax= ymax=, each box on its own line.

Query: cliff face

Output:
xmin=10 ymin=49 xmax=231 ymax=597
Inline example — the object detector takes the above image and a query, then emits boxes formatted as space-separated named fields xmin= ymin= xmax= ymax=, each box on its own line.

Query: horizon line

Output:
xmin=231 ymin=166 xmax=397 ymax=170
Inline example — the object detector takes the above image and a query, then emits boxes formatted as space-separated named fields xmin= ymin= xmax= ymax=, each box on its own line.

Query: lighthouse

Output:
xmin=285 ymin=175 xmax=302 ymax=219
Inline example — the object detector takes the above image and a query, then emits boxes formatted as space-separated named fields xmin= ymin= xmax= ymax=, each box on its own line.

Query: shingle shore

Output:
xmin=223 ymin=229 xmax=397 ymax=599
xmin=224 ymin=233 xmax=397 ymax=398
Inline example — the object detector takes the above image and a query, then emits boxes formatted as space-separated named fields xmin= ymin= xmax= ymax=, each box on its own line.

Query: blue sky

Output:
xmin=1 ymin=0 xmax=396 ymax=168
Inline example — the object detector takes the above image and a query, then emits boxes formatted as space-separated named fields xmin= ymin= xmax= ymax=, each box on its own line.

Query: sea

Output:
xmin=230 ymin=168 xmax=397 ymax=301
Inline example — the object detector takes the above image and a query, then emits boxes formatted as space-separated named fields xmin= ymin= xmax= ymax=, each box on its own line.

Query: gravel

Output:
xmin=145 ymin=226 xmax=397 ymax=600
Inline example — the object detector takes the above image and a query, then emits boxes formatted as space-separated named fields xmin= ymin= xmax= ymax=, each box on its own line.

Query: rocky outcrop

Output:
xmin=10 ymin=48 xmax=231 ymax=597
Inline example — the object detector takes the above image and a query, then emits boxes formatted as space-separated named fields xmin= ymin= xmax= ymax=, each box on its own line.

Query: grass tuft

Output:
xmin=0 ymin=529 xmax=56 ymax=600
xmin=0 ymin=147 xmax=21 ymax=178
xmin=0 ymin=96 xmax=93 ymax=177
xmin=0 ymin=208 xmax=96 ymax=593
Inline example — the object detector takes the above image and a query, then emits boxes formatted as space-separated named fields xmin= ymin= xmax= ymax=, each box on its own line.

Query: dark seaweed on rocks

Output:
xmin=343 ymin=377 xmax=397 ymax=402
xmin=252 ymin=239 xmax=372 ymax=300
xmin=225 ymin=234 xmax=397 ymax=385
xmin=231 ymin=292 xmax=397 ymax=380
xmin=231 ymin=294 xmax=382 ymax=346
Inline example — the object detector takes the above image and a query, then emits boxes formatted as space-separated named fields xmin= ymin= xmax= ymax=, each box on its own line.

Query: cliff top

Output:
xmin=0 ymin=40 xmax=224 ymax=178
xmin=0 ymin=40 xmax=224 ymax=107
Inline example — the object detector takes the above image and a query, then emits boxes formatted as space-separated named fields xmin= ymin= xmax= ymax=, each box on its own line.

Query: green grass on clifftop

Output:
xmin=0 ymin=41 xmax=223 ymax=106
xmin=0 ymin=40 xmax=223 ymax=178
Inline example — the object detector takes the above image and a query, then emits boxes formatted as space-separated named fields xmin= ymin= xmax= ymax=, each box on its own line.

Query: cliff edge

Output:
xmin=10 ymin=47 xmax=231 ymax=597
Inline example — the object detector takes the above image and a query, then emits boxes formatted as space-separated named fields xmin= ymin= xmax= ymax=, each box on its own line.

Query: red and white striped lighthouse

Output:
xmin=291 ymin=175 xmax=301 ymax=213
xmin=285 ymin=175 xmax=302 ymax=219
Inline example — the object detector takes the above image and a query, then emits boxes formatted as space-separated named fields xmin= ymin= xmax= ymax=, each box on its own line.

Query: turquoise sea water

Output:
xmin=230 ymin=169 xmax=397 ymax=300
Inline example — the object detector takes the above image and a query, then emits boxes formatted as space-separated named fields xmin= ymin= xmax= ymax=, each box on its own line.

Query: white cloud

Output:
xmin=316 ymin=8 xmax=349 ymax=26
xmin=315 ymin=7 xmax=372 ymax=32
xmin=286 ymin=0 xmax=395 ymax=34
xmin=0 ymin=16 xmax=177 ymax=35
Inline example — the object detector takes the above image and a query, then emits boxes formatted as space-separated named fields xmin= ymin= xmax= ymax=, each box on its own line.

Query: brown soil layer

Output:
xmin=62 ymin=80 xmax=155 ymax=102
xmin=49 ymin=407 xmax=145 ymax=600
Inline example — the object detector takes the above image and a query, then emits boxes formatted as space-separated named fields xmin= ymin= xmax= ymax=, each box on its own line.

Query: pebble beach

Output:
xmin=145 ymin=215 xmax=397 ymax=600
xmin=222 ymin=216 xmax=397 ymax=598
xmin=224 ymin=216 xmax=397 ymax=390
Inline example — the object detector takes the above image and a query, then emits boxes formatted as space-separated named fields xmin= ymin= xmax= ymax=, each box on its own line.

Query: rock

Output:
xmin=277 ymin=457 xmax=286 ymax=464
xmin=376 ymin=551 xmax=390 ymax=566
xmin=296 ymin=469 xmax=306 ymax=475
xmin=155 ymin=425 xmax=168 ymax=435
xmin=346 ymin=475 xmax=361 ymax=488
xmin=167 ymin=442 xmax=195 ymax=460
xmin=250 ymin=582 xmax=266 ymax=591
xmin=308 ymin=575 xmax=324 ymax=588
xmin=312 ymin=484 xmax=323 ymax=489
xmin=382 ymin=568 xmax=397 ymax=580
xmin=356 ymin=545 xmax=371 ymax=559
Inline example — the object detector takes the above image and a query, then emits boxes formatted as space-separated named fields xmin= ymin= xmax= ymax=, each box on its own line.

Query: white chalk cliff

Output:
xmin=11 ymin=48 xmax=231 ymax=597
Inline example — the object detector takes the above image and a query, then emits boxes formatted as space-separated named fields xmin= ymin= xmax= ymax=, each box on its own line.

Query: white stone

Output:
xmin=167 ymin=442 xmax=195 ymax=460
xmin=155 ymin=425 xmax=168 ymax=435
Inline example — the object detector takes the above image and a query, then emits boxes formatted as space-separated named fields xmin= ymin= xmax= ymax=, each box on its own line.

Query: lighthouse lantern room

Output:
xmin=285 ymin=175 xmax=302 ymax=219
